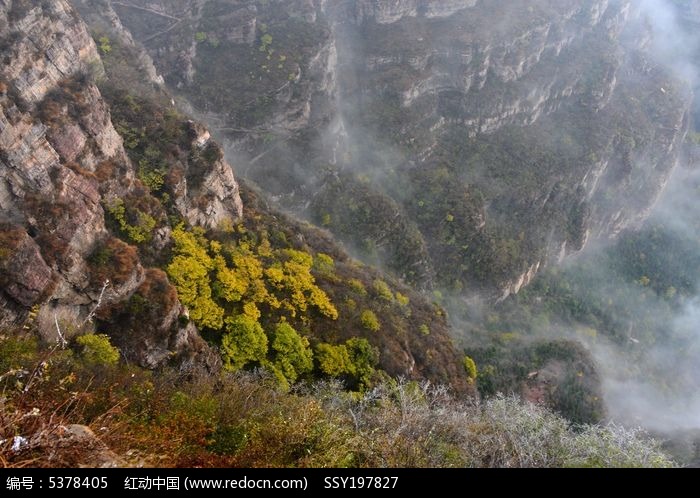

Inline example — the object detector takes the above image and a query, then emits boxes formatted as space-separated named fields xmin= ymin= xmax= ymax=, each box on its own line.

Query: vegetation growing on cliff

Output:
xmin=86 ymin=48 xmax=473 ymax=393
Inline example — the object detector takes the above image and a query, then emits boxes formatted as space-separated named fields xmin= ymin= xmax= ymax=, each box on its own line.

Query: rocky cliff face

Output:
xmin=0 ymin=0 xmax=244 ymax=368
xmin=346 ymin=0 xmax=629 ymax=128
xmin=98 ymin=0 xmax=691 ymax=300
xmin=1 ymin=0 xmax=114 ymax=328
xmin=350 ymin=0 xmax=477 ymax=24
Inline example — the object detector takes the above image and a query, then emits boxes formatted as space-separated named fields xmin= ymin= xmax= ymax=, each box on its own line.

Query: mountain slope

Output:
xmin=0 ymin=0 xmax=473 ymax=394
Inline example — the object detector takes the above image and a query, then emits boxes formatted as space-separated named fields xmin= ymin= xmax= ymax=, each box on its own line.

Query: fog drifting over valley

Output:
xmin=552 ymin=0 xmax=700 ymax=433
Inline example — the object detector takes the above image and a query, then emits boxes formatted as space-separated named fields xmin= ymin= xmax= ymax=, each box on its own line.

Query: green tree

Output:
xmin=360 ymin=309 xmax=380 ymax=332
xmin=395 ymin=292 xmax=410 ymax=307
xmin=348 ymin=278 xmax=367 ymax=295
xmin=270 ymin=249 xmax=338 ymax=320
xmin=346 ymin=337 xmax=379 ymax=389
xmin=373 ymin=279 xmax=394 ymax=301
xmin=313 ymin=253 xmax=335 ymax=276
xmin=463 ymin=355 xmax=478 ymax=382
xmin=315 ymin=339 xmax=378 ymax=390
xmin=106 ymin=199 xmax=156 ymax=244
xmin=260 ymin=33 xmax=273 ymax=53
xmin=98 ymin=36 xmax=112 ymax=55
xmin=269 ymin=321 xmax=313 ymax=383
xmin=221 ymin=315 xmax=268 ymax=371
xmin=315 ymin=343 xmax=353 ymax=378
xmin=76 ymin=334 xmax=120 ymax=367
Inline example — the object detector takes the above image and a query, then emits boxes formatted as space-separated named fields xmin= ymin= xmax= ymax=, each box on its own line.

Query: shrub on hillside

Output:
xmin=75 ymin=334 xmax=120 ymax=367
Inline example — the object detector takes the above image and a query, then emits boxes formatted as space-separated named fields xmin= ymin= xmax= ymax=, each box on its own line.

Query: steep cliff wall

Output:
xmin=71 ymin=0 xmax=164 ymax=87
xmin=0 ymin=0 xmax=118 ymax=329
xmin=346 ymin=1 xmax=628 ymax=130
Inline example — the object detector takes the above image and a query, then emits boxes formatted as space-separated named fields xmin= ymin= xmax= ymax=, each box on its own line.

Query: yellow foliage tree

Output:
xmin=167 ymin=227 xmax=337 ymax=332
xmin=167 ymin=227 xmax=224 ymax=330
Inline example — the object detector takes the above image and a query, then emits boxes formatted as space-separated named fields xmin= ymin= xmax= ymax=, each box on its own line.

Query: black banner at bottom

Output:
xmin=0 ymin=467 xmax=671 ymax=495
xmin=0 ymin=469 xmax=398 ymax=495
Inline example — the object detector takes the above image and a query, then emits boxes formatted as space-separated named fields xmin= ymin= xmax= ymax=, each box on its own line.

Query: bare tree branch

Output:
xmin=54 ymin=313 xmax=66 ymax=349
xmin=81 ymin=279 xmax=110 ymax=328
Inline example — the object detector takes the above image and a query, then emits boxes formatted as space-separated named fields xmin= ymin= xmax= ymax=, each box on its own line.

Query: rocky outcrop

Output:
xmin=0 ymin=0 xmax=103 ymax=104
xmin=0 ymin=227 xmax=54 ymax=309
xmin=41 ymin=424 xmax=123 ymax=468
xmin=219 ymin=5 xmax=258 ymax=45
xmin=0 ymin=1 xmax=242 ymax=370
xmin=171 ymin=121 xmax=243 ymax=229
xmin=7 ymin=423 xmax=124 ymax=468
xmin=497 ymin=262 xmax=541 ymax=303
